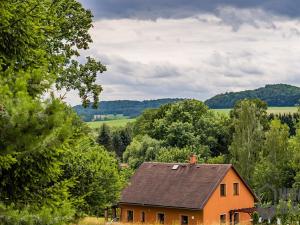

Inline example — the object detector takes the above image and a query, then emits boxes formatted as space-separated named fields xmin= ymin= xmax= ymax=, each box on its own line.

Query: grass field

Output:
xmin=266 ymin=106 xmax=298 ymax=114
xmin=87 ymin=118 xmax=136 ymax=129
xmin=73 ymin=217 xmax=105 ymax=225
xmin=213 ymin=106 xmax=298 ymax=114
xmin=86 ymin=107 xmax=298 ymax=129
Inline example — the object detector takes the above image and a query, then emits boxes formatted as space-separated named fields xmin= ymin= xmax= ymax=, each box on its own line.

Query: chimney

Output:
xmin=189 ymin=154 xmax=197 ymax=164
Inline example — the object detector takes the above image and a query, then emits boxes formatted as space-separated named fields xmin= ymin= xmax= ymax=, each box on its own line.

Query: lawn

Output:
xmin=87 ymin=118 xmax=136 ymax=129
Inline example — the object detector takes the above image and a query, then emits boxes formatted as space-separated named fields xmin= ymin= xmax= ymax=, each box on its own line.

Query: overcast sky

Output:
xmin=67 ymin=0 xmax=300 ymax=105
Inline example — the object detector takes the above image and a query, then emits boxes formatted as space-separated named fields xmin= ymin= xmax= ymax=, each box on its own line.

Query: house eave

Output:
xmin=119 ymin=202 xmax=202 ymax=211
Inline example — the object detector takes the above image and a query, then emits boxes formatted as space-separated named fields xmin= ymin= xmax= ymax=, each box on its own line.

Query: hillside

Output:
xmin=73 ymin=98 xmax=183 ymax=121
xmin=205 ymin=84 xmax=300 ymax=108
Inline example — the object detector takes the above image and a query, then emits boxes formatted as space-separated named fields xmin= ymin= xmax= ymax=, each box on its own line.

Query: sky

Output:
xmin=67 ymin=0 xmax=300 ymax=105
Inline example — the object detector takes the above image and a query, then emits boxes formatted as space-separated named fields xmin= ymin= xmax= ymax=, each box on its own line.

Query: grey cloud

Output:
xmin=79 ymin=0 xmax=300 ymax=20
xmin=90 ymin=52 xmax=278 ymax=102
xmin=216 ymin=7 xmax=277 ymax=31
xmin=93 ymin=54 xmax=214 ymax=100
xmin=64 ymin=8 xmax=300 ymax=105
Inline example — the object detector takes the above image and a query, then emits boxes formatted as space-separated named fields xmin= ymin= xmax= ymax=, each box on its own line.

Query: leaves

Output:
xmin=0 ymin=0 xmax=105 ymax=105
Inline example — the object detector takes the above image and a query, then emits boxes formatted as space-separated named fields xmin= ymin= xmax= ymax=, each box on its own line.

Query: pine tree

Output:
xmin=97 ymin=124 xmax=112 ymax=151
xmin=112 ymin=132 xmax=125 ymax=158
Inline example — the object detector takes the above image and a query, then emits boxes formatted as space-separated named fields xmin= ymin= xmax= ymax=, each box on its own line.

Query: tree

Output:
xmin=0 ymin=0 xmax=120 ymax=221
xmin=156 ymin=146 xmax=210 ymax=163
xmin=0 ymin=0 xmax=106 ymax=107
xmin=253 ymin=120 xmax=294 ymax=202
xmin=111 ymin=125 xmax=132 ymax=158
xmin=61 ymin=136 xmax=123 ymax=215
xmin=229 ymin=99 xmax=266 ymax=185
xmin=288 ymin=121 xmax=300 ymax=191
xmin=0 ymin=97 xmax=79 ymax=207
xmin=123 ymin=135 xmax=162 ymax=169
xmin=97 ymin=123 xmax=112 ymax=151
xmin=112 ymin=133 xmax=125 ymax=158
xmin=133 ymin=99 xmax=230 ymax=156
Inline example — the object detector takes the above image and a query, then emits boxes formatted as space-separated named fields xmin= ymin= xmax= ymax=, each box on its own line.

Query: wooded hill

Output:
xmin=74 ymin=98 xmax=183 ymax=121
xmin=205 ymin=84 xmax=300 ymax=109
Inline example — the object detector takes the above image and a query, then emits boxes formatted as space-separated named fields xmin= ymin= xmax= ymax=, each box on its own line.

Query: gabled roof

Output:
xmin=120 ymin=162 xmax=257 ymax=210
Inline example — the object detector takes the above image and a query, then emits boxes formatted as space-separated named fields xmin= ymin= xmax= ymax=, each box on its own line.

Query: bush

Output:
xmin=0 ymin=202 xmax=75 ymax=225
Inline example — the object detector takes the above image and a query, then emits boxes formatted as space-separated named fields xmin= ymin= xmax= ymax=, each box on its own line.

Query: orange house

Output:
xmin=119 ymin=158 xmax=257 ymax=225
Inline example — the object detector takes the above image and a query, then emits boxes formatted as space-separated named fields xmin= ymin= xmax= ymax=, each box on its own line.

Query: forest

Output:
xmin=1 ymin=0 xmax=300 ymax=225
xmin=73 ymin=99 xmax=183 ymax=121
xmin=205 ymin=84 xmax=300 ymax=108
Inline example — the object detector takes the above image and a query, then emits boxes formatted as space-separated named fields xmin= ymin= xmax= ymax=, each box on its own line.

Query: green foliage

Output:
xmin=0 ymin=95 xmax=79 ymax=206
xmin=289 ymin=124 xmax=300 ymax=190
xmin=269 ymin=113 xmax=300 ymax=136
xmin=123 ymin=135 xmax=163 ymax=169
xmin=0 ymin=0 xmax=122 ymax=221
xmin=206 ymin=155 xmax=226 ymax=164
xmin=133 ymin=99 xmax=231 ymax=156
xmin=276 ymin=199 xmax=300 ymax=225
xmin=97 ymin=124 xmax=133 ymax=158
xmin=229 ymin=99 xmax=266 ymax=185
xmin=61 ymin=136 xmax=123 ymax=215
xmin=123 ymin=136 xmax=211 ymax=167
xmin=0 ymin=202 xmax=75 ymax=225
xmin=206 ymin=84 xmax=300 ymax=108
xmin=0 ymin=0 xmax=106 ymax=107
xmin=253 ymin=120 xmax=294 ymax=202
xmin=97 ymin=124 xmax=113 ymax=151
xmin=113 ymin=126 xmax=132 ymax=158
xmin=155 ymin=146 xmax=209 ymax=163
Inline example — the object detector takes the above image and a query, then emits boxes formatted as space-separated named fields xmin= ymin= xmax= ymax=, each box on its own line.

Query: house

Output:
xmin=119 ymin=156 xmax=257 ymax=225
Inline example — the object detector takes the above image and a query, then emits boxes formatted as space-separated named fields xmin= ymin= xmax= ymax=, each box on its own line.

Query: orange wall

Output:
xmin=203 ymin=168 xmax=255 ymax=225
xmin=120 ymin=204 xmax=203 ymax=225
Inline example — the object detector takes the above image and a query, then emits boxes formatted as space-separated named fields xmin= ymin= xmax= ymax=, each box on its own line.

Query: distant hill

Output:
xmin=205 ymin=84 xmax=300 ymax=109
xmin=73 ymin=98 xmax=183 ymax=121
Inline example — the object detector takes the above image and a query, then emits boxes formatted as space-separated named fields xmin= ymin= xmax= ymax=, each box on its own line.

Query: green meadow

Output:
xmin=87 ymin=118 xmax=136 ymax=128
xmin=213 ymin=106 xmax=298 ymax=115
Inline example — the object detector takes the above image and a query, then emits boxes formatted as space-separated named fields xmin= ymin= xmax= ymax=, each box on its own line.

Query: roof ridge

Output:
xmin=142 ymin=162 xmax=232 ymax=166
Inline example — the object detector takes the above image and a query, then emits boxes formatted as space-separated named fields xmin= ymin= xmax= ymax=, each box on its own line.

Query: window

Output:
xmin=233 ymin=183 xmax=239 ymax=196
xmin=220 ymin=214 xmax=226 ymax=225
xmin=127 ymin=210 xmax=133 ymax=222
xmin=141 ymin=211 xmax=145 ymax=223
xmin=158 ymin=213 xmax=165 ymax=224
xmin=220 ymin=184 xmax=226 ymax=196
xmin=181 ymin=215 xmax=188 ymax=225
xmin=234 ymin=213 xmax=239 ymax=225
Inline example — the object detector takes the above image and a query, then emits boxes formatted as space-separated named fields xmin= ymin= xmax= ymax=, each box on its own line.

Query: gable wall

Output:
xmin=203 ymin=168 xmax=255 ymax=225
xmin=120 ymin=204 xmax=203 ymax=225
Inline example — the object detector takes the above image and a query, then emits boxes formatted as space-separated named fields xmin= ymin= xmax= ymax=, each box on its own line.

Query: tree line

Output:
xmin=205 ymin=84 xmax=300 ymax=108
xmin=74 ymin=99 xmax=183 ymax=121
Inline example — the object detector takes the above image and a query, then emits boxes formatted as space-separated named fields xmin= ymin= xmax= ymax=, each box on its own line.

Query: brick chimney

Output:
xmin=189 ymin=154 xmax=197 ymax=164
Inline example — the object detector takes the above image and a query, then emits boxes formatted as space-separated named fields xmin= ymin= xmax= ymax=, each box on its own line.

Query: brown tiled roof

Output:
xmin=120 ymin=162 xmax=255 ymax=210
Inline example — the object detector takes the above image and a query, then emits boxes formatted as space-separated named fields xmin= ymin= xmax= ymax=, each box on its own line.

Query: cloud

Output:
xmin=79 ymin=0 xmax=300 ymax=20
xmin=65 ymin=4 xmax=300 ymax=105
